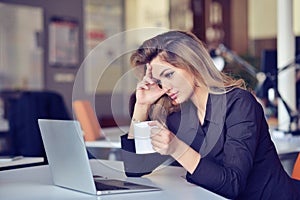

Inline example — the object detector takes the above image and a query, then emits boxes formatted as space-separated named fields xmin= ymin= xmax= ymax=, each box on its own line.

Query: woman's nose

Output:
xmin=161 ymin=81 xmax=172 ymax=92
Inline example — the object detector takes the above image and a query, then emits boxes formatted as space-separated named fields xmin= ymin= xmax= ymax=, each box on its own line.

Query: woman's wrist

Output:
xmin=132 ymin=103 xmax=151 ymax=121
xmin=171 ymin=138 xmax=201 ymax=174
xmin=170 ymin=138 xmax=187 ymax=159
xmin=134 ymin=102 xmax=151 ymax=111
xmin=127 ymin=103 xmax=151 ymax=139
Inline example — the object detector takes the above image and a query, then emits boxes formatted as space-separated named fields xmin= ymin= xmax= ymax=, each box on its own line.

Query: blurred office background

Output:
xmin=0 ymin=0 xmax=300 ymax=165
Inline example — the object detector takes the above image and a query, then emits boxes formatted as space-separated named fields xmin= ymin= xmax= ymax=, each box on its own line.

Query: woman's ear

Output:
xmin=193 ymin=75 xmax=201 ymax=87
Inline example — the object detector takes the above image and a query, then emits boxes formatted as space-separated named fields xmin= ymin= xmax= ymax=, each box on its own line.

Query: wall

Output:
xmin=248 ymin=0 xmax=277 ymax=39
xmin=0 ymin=0 xmax=171 ymax=126
xmin=248 ymin=0 xmax=300 ymax=38
xmin=294 ymin=0 xmax=300 ymax=35
xmin=230 ymin=0 xmax=248 ymax=54
xmin=248 ymin=0 xmax=300 ymax=57
xmin=0 ymin=0 xmax=84 ymax=116
xmin=0 ymin=4 xmax=43 ymax=90
xmin=4 ymin=0 xmax=299 ymax=124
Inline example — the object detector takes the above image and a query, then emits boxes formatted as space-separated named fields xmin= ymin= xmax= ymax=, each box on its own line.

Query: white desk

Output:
xmin=0 ymin=159 xmax=226 ymax=200
xmin=0 ymin=157 xmax=44 ymax=170
xmin=85 ymin=126 xmax=128 ymax=149
xmin=271 ymin=132 xmax=300 ymax=155
xmin=85 ymin=126 xmax=300 ymax=156
xmin=84 ymin=125 xmax=300 ymax=171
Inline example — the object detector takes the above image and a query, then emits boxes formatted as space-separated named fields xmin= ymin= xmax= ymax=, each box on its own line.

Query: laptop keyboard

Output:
xmin=94 ymin=180 xmax=129 ymax=190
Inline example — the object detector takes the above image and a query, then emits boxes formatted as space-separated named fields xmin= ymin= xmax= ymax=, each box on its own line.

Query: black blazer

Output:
xmin=121 ymin=88 xmax=300 ymax=199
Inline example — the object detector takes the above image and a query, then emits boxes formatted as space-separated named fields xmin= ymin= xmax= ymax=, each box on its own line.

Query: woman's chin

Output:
xmin=171 ymin=99 xmax=178 ymax=105
xmin=171 ymin=98 xmax=182 ymax=105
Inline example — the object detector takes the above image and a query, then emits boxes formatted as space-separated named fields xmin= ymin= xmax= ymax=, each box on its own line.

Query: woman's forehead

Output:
xmin=150 ymin=62 xmax=173 ymax=78
xmin=150 ymin=57 xmax=174 ymax=69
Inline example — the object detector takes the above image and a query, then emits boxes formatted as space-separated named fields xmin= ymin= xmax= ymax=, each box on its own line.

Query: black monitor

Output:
xmin=257 ymin=49 xmax=278 ymax=100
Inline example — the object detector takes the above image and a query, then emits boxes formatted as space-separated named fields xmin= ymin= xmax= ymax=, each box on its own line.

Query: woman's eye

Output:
xmin=155 ymin=80 xmax=162 ymax=89
xmin=165 ymin=71 xmax=174 ymax=78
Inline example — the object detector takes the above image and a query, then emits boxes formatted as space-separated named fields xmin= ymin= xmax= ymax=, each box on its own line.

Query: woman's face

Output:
xmin=150 ymin=56 xmax=195 ymax=104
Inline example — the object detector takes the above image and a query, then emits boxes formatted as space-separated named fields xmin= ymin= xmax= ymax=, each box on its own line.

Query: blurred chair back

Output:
xmin=73 ymin=100 xmax=103 ymax=141
xmin=8 ymin=91 xmax=70 ymax=160
xmin=292 ymin=153 xmax=300 ymax=180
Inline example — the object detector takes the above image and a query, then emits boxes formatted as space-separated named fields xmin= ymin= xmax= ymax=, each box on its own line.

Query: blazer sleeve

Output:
xmin=121 ymin=134 xmax=171 ymax=177
xmin=186 ymin=91 xmax=262 ymax=199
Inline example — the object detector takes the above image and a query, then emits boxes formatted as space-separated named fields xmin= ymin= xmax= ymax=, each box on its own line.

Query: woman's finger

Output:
xmin=136 ymin=82 xmax=149 ymax=90
xmin=136 ymin=79 xmax=153 ymax=89
xmin=136 ymin=77 xmax=155 ymax=90
xmin=148 ymin=120 xmax=158 ymax=127
xmin=142 ymin=76 xmax=155 ymax=84
xmin=151 ymin=139 xmax=167 ymax=149
xmin=145 ymin=64 xmax=153 ymax=79
xmin=150 ymin=127 xmax=163 ymax=139
xmin=151 ymin=139 xmax=168 ymax=155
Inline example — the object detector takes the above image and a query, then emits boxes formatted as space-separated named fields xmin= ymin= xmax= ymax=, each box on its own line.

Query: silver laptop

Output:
xmin=38 ymin=119 xmax=160 ymax=195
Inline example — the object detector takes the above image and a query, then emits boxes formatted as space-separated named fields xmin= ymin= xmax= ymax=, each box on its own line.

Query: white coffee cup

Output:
xmin=133 ymin=121 xmax=157 ymax=154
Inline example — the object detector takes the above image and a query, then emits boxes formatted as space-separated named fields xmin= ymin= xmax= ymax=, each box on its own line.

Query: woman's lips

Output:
xmin=169 ymin=92 xmax=178 ymax=100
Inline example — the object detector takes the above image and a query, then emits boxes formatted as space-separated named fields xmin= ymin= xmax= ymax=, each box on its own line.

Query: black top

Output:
xmin=121 ymin=88 xmax=300 ymax=199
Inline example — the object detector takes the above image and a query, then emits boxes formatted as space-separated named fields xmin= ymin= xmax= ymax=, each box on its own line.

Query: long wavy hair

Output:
xmin=130 ymin=31 xmax=245 ymax=124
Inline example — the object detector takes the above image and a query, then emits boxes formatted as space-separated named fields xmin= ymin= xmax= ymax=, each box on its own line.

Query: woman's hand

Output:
xmin=135 ymin=64 xmax=165 ymax=106
xmin=128 ymin=65 xmax=165 ymax=139
xmin=148 ymin=121 xmax=201 ymax=174
xmin=148 ymin=121 xmax=181 ymax=156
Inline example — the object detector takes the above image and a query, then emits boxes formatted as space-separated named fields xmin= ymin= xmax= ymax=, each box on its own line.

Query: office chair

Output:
xmin=292 ymin=153 xmax=300 ymax=180
xmin=72 ymin=100 xmax=124 ymax=160
xmin=291 ymin=153 xmax=300 ymax=190
xmin=72 ymin=100 xmax=104 ymax=141
xmin=8 ymin=91 xmax=70 ymax=161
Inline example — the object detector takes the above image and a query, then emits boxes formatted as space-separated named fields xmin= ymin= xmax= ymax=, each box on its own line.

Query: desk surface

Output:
xmin=0 ymin=157 xmax=44 ymax=170
xmin=87 ymin=126 xmax=300 ymax=156
xmin=0 ymin=159 xmax=226 ymax=200
xmin=271 ymin=132 xmax=300 ymax=155
xmin=85 ymin=126 xmax=128 ymax=148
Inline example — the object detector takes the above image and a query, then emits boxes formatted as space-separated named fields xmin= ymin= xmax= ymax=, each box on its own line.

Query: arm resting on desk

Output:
xmin=121 ymin=134 xmax=171 ymax=177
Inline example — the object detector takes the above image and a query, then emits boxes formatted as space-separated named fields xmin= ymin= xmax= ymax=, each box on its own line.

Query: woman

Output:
xmin=120 ymin=31 xmax=300 ymax=199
